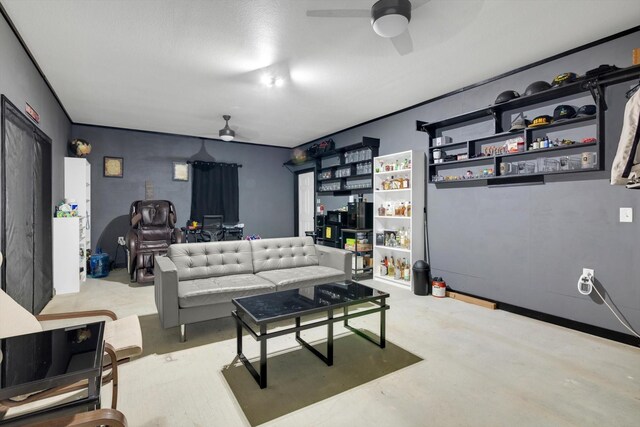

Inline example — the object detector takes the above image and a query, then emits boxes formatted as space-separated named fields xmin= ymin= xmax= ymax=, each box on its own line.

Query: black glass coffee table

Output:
xmin=231 ymin=281 xmax=389 ymax=389
xmin=0 ymin=322 xmax=105 ymax=424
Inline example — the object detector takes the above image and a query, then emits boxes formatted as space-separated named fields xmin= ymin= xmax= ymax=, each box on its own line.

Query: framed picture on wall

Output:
xmin=173 ymin=161 xmax=189 ymax=182
xmin=103 ymin=156 xmax=124 ymax=178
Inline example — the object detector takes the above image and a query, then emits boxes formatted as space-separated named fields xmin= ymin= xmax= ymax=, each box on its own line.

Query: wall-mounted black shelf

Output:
xmin=430 ymin=141 xmax=597 ymax=169
xmin=414 ymin=65 xmax=640 ymax=185
xmin=315 ymin=137 xmax=380 ymax=196
xmin=433 ymin=166 xmax=599 ymax=186
xmin=417 ymin=76 xmax=601 ymax=137
xmin=417 ymin=64 xmax=640 ymax=141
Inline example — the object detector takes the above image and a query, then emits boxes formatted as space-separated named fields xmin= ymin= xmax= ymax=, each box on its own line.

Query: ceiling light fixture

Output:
xmin=371 ymin=0 xmax=412 ymax=38
xmin=261 ymin=75 xmax=285 ymax=88
xmin=218 ymin=115 xmax=235 ymax=141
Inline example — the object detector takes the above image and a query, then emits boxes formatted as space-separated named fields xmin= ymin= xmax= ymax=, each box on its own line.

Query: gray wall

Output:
xmin=0 ymin=13 xmax=71 ymax=205
xmin=304 ymin=31 xmax=640 ymax=337
xmin=71 ymin=125 xmax=294 ymax=256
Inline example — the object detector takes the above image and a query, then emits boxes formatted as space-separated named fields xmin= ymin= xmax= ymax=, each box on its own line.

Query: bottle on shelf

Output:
xmin=394 ymin=258 xmax=401 ymax=280
xmin=403 ymin=258 xmax=410 ymax=281
xmin=378 ymin=204 xmax=386 ymax=216
xmin=406 ymin=201 xmax=411 ymax=217
xmin=388 ymin=256 xmax=395 ymax=276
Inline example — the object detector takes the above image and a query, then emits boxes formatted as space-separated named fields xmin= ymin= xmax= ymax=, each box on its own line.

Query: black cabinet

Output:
xmin=1 ymin=96 xmax=53 ymax=314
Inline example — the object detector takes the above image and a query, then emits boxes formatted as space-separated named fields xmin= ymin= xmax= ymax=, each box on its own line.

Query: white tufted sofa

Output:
xmin=154 ymin=236 xmax=351 ymax=341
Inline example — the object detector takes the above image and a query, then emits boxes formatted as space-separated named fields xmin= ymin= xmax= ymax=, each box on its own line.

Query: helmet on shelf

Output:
xmin=494 ymin=90 xmax=520 ymax=104
xmin=524 ymin=81 xmax=552 ymax=96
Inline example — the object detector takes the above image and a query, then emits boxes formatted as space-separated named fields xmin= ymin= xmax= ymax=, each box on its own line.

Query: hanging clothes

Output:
xmin=611 ymin=88 xmax=640 ymax=185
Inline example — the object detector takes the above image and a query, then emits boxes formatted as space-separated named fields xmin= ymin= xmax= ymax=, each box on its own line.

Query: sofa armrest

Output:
xmin=316 ymin=245 xmax=352 ymax=281
xmin=154 ymin=255 xmax=180 ymax=329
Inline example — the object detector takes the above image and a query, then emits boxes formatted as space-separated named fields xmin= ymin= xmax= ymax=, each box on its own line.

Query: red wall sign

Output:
xmin=25 ymin=102 xmax=40 ymax=124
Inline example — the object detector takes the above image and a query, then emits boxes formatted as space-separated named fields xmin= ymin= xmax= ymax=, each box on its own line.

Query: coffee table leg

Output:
xmin=295 ymin=312 xmax=333 ymax=366
xmin=234 ymin=312 xmax=268 ymax=389
xmin=380 ymin=297 xmax=386 ymax=349
xmin=259 ymin=324 xmax=267 ymax=389
xmin=327 ymin=310 xmax=334 ymax=365
xmin=344 ymin=298 xmax=386 ymax=349
xmin=236 ymin=315 xmax=243 ymax=356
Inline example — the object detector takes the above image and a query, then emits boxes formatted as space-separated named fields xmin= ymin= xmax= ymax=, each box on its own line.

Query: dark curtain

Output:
xmin=190 ymin=162 xmax=239 ymax=224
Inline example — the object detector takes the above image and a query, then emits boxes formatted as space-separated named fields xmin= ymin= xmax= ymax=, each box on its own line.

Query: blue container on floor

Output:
xmin=90 ymin=250 xmax=110 ymax=278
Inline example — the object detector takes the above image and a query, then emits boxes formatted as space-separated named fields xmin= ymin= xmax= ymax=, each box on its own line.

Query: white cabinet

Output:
xmin=53 ymin=218 xmax=81 ymax=294
xmin=64 ymin=157 xmax=91 ymax=253
xmin=372 ymin=150 xmax=425 ymax=290
xmin=52 ymin=158 xmax=91 ymax=293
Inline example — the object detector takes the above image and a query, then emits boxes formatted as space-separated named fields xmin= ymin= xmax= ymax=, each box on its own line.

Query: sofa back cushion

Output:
xmin=250 ymin=237 xmax=318 ymax=273
xmin=168 ymin=241 xmax=253 ymax=281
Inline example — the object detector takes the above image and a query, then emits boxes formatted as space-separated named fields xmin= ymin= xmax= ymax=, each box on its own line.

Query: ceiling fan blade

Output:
xmin=306 ymin=9 xmax=370 ymax=18
xmin=411 ymin=0 xmax=432 ymax=11
xmin=390 ymin=30 xmax=413 ymax=56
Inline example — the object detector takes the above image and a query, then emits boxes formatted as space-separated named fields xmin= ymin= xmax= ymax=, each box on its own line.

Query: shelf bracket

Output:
xmin=491 ymin=109 xmax=503 ymax=134
xmin=585 ymin=79 xmax=607 ymax=111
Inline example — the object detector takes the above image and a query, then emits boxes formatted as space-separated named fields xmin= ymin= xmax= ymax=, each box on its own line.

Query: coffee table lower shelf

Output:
xmin=232 ymin=297 xmax=388 ymax=389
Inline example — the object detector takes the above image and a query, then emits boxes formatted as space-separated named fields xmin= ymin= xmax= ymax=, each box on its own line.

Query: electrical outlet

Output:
xmin=620 ymin=207 xmax=633 ymax=223
xmin=578 ymin=268 xmax=594 ymax=295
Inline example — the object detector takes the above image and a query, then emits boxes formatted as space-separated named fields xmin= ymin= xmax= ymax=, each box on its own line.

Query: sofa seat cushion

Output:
xmin=256 ymin=265 xmax=345 ymax=291
xmin=178 ymin=274 xmax=275 ymax=308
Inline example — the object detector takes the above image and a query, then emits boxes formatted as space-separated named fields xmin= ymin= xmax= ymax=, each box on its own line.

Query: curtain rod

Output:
xmin=187 ymin=160 xmax=242 ymax=167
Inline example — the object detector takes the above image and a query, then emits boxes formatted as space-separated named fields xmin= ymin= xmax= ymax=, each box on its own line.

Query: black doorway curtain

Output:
xmin=190 ymin=162 xmax=239 ymax=224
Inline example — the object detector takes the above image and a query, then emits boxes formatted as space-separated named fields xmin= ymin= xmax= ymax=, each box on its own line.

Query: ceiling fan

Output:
xmin=211 ymin=114 xmax=257 ymax=143
xmin=306 ymin=0 xmax=430 ymax=56
xmin=218 ymin=115 xmax=235 ymax=141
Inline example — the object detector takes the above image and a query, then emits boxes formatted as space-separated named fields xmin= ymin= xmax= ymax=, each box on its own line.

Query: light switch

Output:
xmin=620 ymin=207 xmax=633 ymax=223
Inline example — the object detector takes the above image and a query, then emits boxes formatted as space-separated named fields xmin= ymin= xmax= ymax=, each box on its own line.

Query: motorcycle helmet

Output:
xmin=494 ymin=90 xmax=520 ymax=104
xmin=524 ymin=81 xmax=552 ymax=96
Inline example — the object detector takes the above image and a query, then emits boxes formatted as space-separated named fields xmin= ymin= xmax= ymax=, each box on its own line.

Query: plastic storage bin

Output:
xmin=90 ymin=251 xmax=110 ymax=278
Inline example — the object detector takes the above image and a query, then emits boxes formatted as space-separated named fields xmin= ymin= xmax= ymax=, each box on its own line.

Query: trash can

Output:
xmin=90 ymin=250 xmax=110 ymax=278
xmin=412 ymin=260 xmax=431 ymax=296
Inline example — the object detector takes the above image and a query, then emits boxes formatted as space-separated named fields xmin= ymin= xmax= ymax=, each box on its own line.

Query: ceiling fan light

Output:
xmin=219 ymin=127 xmax=235 ymax=141
xmin=372 ymin=14 xmax=409 ymax=38
xmin=219 ymin=114 xmax=235 ymax=141
xmin=371 ymin=0 xmax=412 ymax=38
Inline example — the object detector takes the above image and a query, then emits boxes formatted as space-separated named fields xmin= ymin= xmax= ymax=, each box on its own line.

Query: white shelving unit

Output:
xmin=53 ymin=217 xmax=81 ymax=294
xmin=56 ymin=158 xmax=92 ymax=288
xmin=372 ymin=150 xmax=425 ymax=290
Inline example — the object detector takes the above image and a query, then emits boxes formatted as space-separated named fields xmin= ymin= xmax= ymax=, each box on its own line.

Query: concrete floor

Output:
xmin=43 ymin=269 xmax=640 ymax=427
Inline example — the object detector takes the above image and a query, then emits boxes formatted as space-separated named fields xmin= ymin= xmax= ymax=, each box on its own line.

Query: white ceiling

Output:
xmin=2 ymin=0 xmax=640 ymax=148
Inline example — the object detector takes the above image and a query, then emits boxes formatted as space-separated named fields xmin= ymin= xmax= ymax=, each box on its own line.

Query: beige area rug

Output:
xmin=221 ymin=333 xmax=422 ymax=426
xmin=138 ymin=313 xmax=238 ymax=355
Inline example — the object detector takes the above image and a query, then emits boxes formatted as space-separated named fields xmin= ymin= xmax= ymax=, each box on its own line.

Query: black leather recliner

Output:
xmin=126 ymin=200 xmax=184 ymax=283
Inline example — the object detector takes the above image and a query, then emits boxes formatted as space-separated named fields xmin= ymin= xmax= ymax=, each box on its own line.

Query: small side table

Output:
xmin=0 ymin=322 xmax=105 ymax=425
